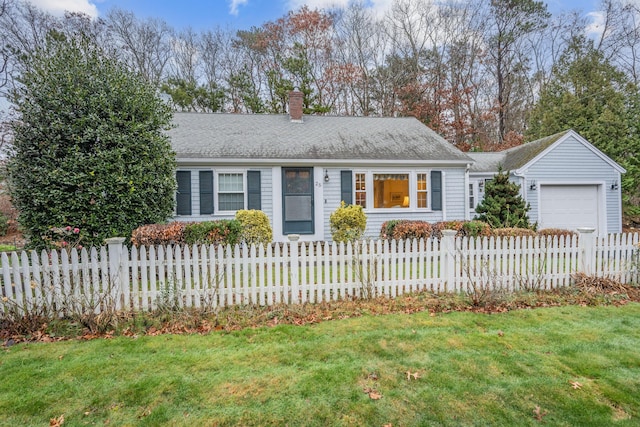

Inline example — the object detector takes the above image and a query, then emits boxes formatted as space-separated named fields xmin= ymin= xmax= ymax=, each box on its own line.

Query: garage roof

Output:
xmin=467 ymin=130 xmax=625 ymax=174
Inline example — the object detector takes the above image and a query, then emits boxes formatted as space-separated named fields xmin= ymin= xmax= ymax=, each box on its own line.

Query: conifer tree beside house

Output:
xmin=475 ymin=168 xmax=531 ymax=229
xmin=7 ymin=33 xmax=176 ymax=250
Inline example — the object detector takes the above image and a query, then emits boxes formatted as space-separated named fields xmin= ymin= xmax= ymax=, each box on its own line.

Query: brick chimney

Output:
xmin=289 ymin=90 xmax=303 ymax=122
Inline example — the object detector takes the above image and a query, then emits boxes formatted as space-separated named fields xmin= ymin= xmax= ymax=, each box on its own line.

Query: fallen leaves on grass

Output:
xmin=406 ymin=370 xmax=421 ymax=381
xmin=533 ymin=405 xmax=548 ymax=422
xmin=3 ymin=284 xmax=640 ymax=343
xmin=363 ymin=387 xmax=382 ymax=400
xmin=138 ymin=407 xmax=152 ymax=418
xmin=49 ymin=414 xmax=64 ymax=426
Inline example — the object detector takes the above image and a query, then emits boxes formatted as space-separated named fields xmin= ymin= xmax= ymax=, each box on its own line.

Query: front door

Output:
xmin=282 ymin=167 xmax=314 ymax=234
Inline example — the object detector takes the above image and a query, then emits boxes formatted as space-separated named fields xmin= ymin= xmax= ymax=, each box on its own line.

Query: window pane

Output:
xmin=355 ymin=173 xmax=366 ymax=208
xmin=284 ymin=195 xmax=312 ymax=221
xmin=417 ymin=173 xmax=427 ymax=191
xmin=373 ymin=173 xmax=409 ymax=208
xmin=219 ymin=173 xmax=243 ymax=192
xmin=218 ymin=193 xmax=244 ymax=211
xmin=417 ymin=193 xmax=427 ymax=208
xmin=417 ymin=173 xmax=428 ymax=208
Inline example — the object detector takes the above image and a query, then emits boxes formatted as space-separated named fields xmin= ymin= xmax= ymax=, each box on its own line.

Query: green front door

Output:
xmin=282 ymin=167 xmax=314 ymax=235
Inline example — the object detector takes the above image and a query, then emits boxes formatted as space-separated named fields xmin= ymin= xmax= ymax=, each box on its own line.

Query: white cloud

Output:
xmin=585 ymin=10 xmax=605 ymax=39
xmin=27 ymin=0 xmax=99 ymax=18
xmin=229 ymin=0 xmax=249 ymax=16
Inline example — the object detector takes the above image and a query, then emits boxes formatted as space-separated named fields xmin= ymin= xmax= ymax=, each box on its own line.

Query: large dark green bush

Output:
xmin=0 ymin=213 xmax=9 ymax=236
xmin=7 ymin=34 xmax=176 ymax=250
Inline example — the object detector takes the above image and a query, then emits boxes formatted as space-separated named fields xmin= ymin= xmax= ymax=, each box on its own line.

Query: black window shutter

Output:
xmin=431 ymin=170 xmax=442 ymax=211
xmin=247 ymin=170 xmax=261 ymax=210
xmin=176 ymin=171 xmax=192 ymax=215
xmin=199 ymin=171 xmax=214 ymax=215
xmin=340 ymin=170 xmax=352 ymax=205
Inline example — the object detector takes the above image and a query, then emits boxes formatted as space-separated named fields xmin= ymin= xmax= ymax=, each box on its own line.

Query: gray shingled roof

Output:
xmin=466 ymin=152 xmax=504 ymax=173
xmin=467 ymin=130 xmax=570 ymax=173
xmin=168 ymin=112 xmax=473 ymax=163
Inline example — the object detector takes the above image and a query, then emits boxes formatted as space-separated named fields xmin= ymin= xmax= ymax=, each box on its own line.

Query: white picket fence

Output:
xmin=1 ymin=230 xmax=638 ymax=316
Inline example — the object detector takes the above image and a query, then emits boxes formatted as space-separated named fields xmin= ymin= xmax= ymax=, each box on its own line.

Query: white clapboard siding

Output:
xmin=1 ymin=232 xmax=639 ymax=316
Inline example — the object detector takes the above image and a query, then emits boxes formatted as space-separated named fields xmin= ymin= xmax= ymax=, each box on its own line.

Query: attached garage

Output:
xmin=539 ymin=185 xmax=601 ymax=232
xmin=468 ymin=130 xmax=625 ymax=235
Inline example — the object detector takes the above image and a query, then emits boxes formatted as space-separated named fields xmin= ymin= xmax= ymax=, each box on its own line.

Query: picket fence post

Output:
xmin=106 ymin=237 xmax=126 ymax=310
xmin=441 ymin=230 xmax=457 ymax=292
xmin=577 ymin=228 xmax=596 ymax=276
xmin=288 ymin=234 xmax=300 ymax=303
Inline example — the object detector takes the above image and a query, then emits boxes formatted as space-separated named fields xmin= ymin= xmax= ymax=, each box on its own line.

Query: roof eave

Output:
xmin=176 ymin=157 xmax=472 ymax=168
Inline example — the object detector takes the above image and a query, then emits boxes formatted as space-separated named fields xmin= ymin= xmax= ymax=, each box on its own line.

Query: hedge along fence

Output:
xmin=1 ymin=230 xmax=639 ymax=317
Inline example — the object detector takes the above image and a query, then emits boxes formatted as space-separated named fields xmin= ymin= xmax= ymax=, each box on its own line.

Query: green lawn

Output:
xmin=1 ymin=304 xmax=639 ymax=426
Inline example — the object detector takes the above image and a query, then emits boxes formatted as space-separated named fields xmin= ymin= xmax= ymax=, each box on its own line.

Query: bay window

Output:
xmin=353 ymin=171 xmax=437 ymax=210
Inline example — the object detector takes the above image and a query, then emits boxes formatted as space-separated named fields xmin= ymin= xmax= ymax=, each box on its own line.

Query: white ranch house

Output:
xmin=168 ymin=91 xmax=625 ymax=242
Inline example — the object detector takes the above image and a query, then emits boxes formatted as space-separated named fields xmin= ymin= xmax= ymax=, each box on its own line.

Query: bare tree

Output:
xmin=0 ymin=0 xmax=61 ymax=95
xmin=334 ymin=1 xmax=389 ymax=115
xmin=200 ymin=27 xmax=226 ymax=86
xmin=170 ymin=27 xmax=200 ymax=83
xmin=594 ymin=0 xmax=640 ymax=84
xmin=106 ymin=8 xmax=174 ymax=85
xmin=0 ymin=0 xmax=9 ymax=91
xmin=483 ymin=0 xmax=550 ymax=143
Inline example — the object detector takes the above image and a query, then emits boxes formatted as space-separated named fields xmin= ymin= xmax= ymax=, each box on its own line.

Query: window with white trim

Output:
xmin=355 ymin=173 xmax=367 ymax=208
xmin=417 ymin=173 xmax=428 ymax=208
xmin=217 ymin=172 xmax=244 ymax=211
xmin=374 ymin=173 xmax=409 ymax=208
xmin=354 ymin=171 xmax=431 ymax=210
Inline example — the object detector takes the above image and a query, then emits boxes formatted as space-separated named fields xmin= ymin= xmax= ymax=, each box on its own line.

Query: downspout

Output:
xmin=512 ymin=170 xmax=526 ymax=198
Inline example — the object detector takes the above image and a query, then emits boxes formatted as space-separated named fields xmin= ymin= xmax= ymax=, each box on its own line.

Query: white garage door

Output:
xmin=539 ymin=185 xmax=599 ymax=232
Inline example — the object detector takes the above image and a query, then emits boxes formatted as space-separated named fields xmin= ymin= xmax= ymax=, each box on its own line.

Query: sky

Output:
xmin=27 ymin=0 xmax=605 ymax=32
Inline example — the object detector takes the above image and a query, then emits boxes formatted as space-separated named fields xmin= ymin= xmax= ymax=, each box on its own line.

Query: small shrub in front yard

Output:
xmin=131 ymin=222 xmax=188 ymax=246
xmin=432 ymin=220 xmax=466 ymax=239
xmin=236 ymin=209 xmax=273 ymax=246
xmin=380 ymin=219 xmax=403 ymax=239
xmin=538 ymin=228 xmax=577 ymax=239
xmin=461 ymin=220 xmax=492 ymax=238
xmin=492 ymin=227 xmax=537 ymax=238
xmin=184 ymin=220 xmax=242 ymax=246
xmin=390 ymin=220 xmax=432 ymax=241
xmin=330 ymin=202 xmax=367 ymax=242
